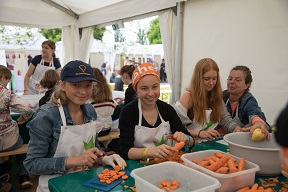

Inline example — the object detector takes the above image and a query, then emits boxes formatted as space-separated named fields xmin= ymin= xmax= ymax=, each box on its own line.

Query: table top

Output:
xmin=48 ymin=138 xmax=286 ymax=192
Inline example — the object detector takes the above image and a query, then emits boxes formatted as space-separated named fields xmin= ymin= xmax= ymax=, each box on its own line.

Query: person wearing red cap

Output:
xmin=275 ymin=103 xmax=288 ymax=178
xmin=24 ymin=60 xmax=126 ymax=192
xmin=119 ymin=63 xmax=194 ymax=160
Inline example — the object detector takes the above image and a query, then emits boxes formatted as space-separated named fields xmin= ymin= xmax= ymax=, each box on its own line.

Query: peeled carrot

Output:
xmin=238 ymin=158 xmax=245 ymax=171
xmin=206 ymin=156 xmax=229 ymax=172
xmin=236 ymin=186 xmax=250 ymax=192
xmin=227 ymin=158 xmax=238 ymax=173
xmin=251 ymin=183 xmax=259 ymax=190
xmin=173 ymin=141 xmax=185 ymax=151
xmin=215 ymin=167 xmax=229 ymax=174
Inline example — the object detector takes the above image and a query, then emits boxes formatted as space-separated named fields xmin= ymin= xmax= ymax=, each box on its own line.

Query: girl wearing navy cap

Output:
xmin=24 ymin=60 xmax=126 ymax=192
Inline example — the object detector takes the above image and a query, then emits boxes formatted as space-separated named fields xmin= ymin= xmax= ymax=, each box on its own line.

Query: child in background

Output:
xmin=89 ymin=68 xmax=116 ymax=137
xmin=24 ymin=61 xmax=126 ymax=192
xmin=275 ymin=103 xmax=288 ymax=178
xmin=120 ymin=65 xmax=136 ymax=105
xmin=38 ymin=69 xmax=60 ymax=107
xmin=0 ymin=66 xmax=34 ymax=190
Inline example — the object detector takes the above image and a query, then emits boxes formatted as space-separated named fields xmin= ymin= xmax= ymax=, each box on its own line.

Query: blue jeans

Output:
xmin=1 ymin=137 xmax=28 ymax=178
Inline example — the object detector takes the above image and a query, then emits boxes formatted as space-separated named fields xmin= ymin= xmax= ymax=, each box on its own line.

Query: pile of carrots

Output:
xmin=158 ymin=180 xmax=179 ymax=191
xmin=236 ymin=184 xmax=273 ymax=192
xmin=191 ymin=152 xmax=245 ymax=174
xmin=97 ymin=165 xmax=128 ymax=184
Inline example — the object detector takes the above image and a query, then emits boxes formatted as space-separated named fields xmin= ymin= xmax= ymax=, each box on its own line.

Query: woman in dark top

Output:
xmin=24 ymin=40 xmax=61 ymax=95
xmin=119 ymin=63 xmax=194 ymax=160
xmin=120 ymin=65 xmax=136 ymax=105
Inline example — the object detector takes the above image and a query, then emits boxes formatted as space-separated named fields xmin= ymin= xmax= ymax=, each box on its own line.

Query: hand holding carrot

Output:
xmin=171 ymin=131 xmax=189 ymax=143
xmin=147 ymin=144 xmax=175 ymax=159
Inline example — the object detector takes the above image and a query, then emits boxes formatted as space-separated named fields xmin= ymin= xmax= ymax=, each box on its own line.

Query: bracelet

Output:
xmin=198 ymin=130 xmax=203 ymax=138
xmin=24 ymin=90 xmax=28 ymax=91
xmin=142 ymin=147 xmax=149 ymax=158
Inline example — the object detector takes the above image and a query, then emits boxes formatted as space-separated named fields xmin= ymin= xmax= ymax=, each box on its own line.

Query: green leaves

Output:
xmin=153 ymin=135 xmax=166 ymax=146
xmin=83 ymin=136 xmax=95 ymax=150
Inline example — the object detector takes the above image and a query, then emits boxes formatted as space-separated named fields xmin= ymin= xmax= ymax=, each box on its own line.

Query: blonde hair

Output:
xmin=50 ymin=83 xmax=67 ymax=107
xmin=186 ymin=58 xmax=222 ymax=125
xmin=40 ymin=69 xmax=60 ymax=89
xmin=91 ymin=68 xmax=112 ymax=103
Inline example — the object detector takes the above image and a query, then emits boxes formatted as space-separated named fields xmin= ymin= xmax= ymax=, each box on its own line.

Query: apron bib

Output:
xmin=134 ymin=99 xmax=171 ymax=148
xmin=225 ymin=99 xmax=245 ymax=127
xmin=29 ymin=59 xmax=55 ymax=95
xmin=37 ymin=105 xmax=98 ymax=192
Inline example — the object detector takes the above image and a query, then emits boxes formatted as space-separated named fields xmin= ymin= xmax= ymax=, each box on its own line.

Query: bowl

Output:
xmin=181 ymin=150 xmax=260 ymax=192
xmin=223 ymin=132 xmax=281 ymax=176
xmin=130 ymin=161 xmax=221 ymax=192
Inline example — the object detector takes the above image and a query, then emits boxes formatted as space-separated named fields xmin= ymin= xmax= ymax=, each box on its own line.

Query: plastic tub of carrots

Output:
xmin=181 ymin=150 xmax=260 ymax=192
xmin=130 ymin=161 xmax=221 ymax=192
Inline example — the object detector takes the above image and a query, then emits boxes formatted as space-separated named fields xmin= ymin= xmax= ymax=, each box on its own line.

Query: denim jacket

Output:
xmin=24 ymin=103 xmax=102 ymax=176
xmin=222 ymin=90 xmax=271 ymax=131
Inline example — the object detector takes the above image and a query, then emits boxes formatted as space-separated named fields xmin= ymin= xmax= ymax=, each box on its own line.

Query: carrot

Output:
xmin=173 ymin=141 xmax=185 ymax=151
xmin=215 ymin=166 xmax=229 ymax=174
xmin=266 ymin=188 xmax=273 ymax=192
xmin=227 ymin=158 xmax=238 ymax=173
xmin=206 ymin=156 xmax=229 ymax=172
xmin=238 ymin=158 xmax=245 ymax=171
xmin=215 ymin=152 xmax=226 ymax=158
xmin=130 ymin=186 xmax=136 ymax=192
xmin=114 ymin=165 xmax=121 ymax=172
xmin=251 ymin=183 xmax=259 ymax=190
xmin=236 ymin=186 xmax=250 ymax=192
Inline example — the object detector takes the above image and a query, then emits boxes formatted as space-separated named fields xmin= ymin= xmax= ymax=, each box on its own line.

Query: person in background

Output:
xmin=27 ymin=55 xmax=33 ymax=66
xmin=119 ymin=63 xmax=194 ymax=160
xmin=275 ymin=103 xmax=288 ymax=178
xmin=24 ymin=61 xmax=126 ymax=192
xmin=0 ymin=66 xmax=34 ymax=190
xmin=38 ymin=69 xmax=60 ymax=107
xmin=24 ymin=40 xmax=61 ymax=95
xmin=120 ymin=65 xmax=136 ymax=105
xmin=100 ymin=63 xmax=106 ymax=76
xmin=124 ymin=57 xmax=130 ymax=66
xmin=174 ymin=58 xmax=242 ymax=142
xmin=105 ymin=64 xmax=113 ymax=84
xmin=114 ymin=70 xmax=124 ymax=91
xmin=222 ymin=66 xmax=270 ymax=139
xmin=88 ymin=68 xmax=116 ymax=137
xmin=160 ymin=59 xmax=166 ymax=82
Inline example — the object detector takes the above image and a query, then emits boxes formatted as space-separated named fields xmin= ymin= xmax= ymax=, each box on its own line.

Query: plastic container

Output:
xmin=223 ymin=132 xmax=281 ymax=176
xmin=181 ymin=150 xmax=260 ymax=192
xmin=130 ymin=161 xmax=221 ymax=192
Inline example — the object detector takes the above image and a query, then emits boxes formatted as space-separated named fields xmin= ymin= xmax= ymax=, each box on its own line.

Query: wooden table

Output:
xmin=98 ymin=131 xmax=120 ymax=142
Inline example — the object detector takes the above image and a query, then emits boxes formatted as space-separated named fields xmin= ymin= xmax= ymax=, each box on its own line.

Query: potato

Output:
xmin=251 ymin=128 xmax=264 ymax=142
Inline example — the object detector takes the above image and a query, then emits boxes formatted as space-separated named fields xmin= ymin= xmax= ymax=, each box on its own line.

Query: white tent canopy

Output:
xmin=1 ymin=0 xmax=287 ymax=125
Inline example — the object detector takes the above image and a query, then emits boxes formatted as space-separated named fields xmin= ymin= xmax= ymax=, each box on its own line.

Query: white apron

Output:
xmin=37 ymin=105 xmax=98 ymax=192
xmin=28 ymin=59 xmax=55 ymax=95
xmin=134 ymin=99 xmax=171 ymax=148
xmin=225 ymin=99 xmax=245 ymax=127
xmin=188 ymin=109 xmax=218 ymax=143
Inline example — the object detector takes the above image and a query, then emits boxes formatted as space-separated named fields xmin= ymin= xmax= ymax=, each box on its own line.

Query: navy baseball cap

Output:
xmin=60 ymin=60 xmax=99 ymax=83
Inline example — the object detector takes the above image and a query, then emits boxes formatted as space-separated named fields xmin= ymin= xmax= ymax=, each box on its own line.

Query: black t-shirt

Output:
xmin=31 ymin=55 xmax=61 ymax=69
xmin=119 ymin=99 xmax=191 ymax=160
xmin=124 ymin=83 xmax=136 ymax=106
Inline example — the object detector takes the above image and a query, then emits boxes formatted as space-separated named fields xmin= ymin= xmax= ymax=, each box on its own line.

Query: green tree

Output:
xmin=0 ymin=25 xmax=42 ymax=46
xmin=93 ymin=27 xmax=106 ymax=41
xmin=40 ymin=28 xmax=62 ymax=42
xmin=147 ymin=18 xmax=162 ymax=44
xmin=136 ymin=28 xmax=147 ymax=45
xmin=114 ymin=30 xmax=125 ymax=43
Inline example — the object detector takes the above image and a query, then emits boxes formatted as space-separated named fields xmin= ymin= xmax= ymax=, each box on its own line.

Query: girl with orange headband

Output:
xmin=118 ymin=63 xmax=194 ymax=160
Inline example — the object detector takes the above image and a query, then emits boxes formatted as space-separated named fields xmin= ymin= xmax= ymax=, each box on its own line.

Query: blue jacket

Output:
xmin=222 ymin=90 xmax=271 ymax=131
xmin=24 ymin=103 xmax=101 ymax=176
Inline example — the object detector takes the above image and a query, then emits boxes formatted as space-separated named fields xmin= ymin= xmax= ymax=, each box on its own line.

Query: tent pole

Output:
xmin=173 ymin=2 xmax=184 ymax=102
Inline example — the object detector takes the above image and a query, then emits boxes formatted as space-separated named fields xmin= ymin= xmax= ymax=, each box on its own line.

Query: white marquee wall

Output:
xmin=181 ymin=0 xmax=288 ymax=125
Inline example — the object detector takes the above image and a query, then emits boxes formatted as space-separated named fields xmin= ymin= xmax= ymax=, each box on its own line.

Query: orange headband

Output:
xmin=132 ymin=63 xmax=160 ymax=90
